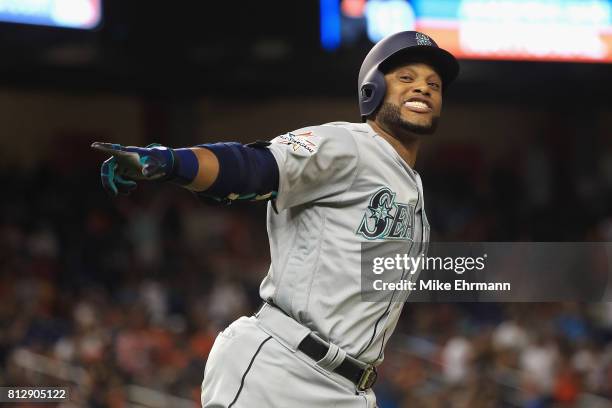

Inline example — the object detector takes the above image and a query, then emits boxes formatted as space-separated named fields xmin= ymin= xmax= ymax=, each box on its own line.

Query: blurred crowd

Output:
xmin=1 ymin=131 xmax=612 ymax=407
xmin=377 ymin=302 xmax=612 ymax=407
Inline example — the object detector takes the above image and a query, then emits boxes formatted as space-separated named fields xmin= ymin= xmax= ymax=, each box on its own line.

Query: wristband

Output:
xmin=167 ymin=148 xmax=199 ymax=185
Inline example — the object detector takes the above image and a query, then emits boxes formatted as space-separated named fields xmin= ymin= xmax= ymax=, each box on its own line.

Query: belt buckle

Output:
xmin=357 ymin=366 xmax=377 ymax=391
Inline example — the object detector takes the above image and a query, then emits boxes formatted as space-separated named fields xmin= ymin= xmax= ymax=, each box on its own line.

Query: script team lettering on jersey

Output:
xmin=356 ymin=187 xmax=415 ymax=241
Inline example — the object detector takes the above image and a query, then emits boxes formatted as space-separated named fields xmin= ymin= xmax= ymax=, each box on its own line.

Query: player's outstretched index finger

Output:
xmin=91 ymin=142 xmax=127 ymax=155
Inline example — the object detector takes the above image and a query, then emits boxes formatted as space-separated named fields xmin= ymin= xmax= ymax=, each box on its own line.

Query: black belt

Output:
xmin=258 ymin=302 xmax=377 ymax=391
xmin=298 ymin=334 xmax=377 ymax=391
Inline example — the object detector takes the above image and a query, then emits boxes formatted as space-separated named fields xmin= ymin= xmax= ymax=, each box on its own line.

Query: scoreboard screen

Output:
xmin=321 ymin=0 xmax=612 ymax=63
xmin=0 ymin=0 xmax=101 ymax=30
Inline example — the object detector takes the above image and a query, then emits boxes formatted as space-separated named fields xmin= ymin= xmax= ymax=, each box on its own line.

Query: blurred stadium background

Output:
xmin=1 ymin=0 xmax=612 ymax=407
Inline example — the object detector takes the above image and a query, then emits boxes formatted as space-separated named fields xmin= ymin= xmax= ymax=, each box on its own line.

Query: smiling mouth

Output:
xmin=403 ymin=100 xmax=432 ymax=113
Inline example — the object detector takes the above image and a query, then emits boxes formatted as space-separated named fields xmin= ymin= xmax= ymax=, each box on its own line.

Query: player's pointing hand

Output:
xmin=91 ymin=142 xmax=176 ymax=196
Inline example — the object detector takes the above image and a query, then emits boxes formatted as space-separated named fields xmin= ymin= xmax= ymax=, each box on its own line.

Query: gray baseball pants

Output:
xmin=201 ymin=306 xmax=376 ymax=407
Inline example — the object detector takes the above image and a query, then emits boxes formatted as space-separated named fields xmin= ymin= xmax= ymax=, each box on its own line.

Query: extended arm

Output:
xmin=92 ymin=141 xmax=279 ymax=203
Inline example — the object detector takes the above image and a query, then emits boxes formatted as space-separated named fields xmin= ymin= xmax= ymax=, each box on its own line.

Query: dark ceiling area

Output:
xmin=0 ymin=1 xmax=610 ymax=104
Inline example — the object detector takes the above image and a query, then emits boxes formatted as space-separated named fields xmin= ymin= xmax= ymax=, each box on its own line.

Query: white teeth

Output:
xmin=404 ymin=101 xmax=429 ymax=109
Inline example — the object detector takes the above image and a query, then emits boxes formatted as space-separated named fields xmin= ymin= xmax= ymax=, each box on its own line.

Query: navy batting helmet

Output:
xmin=358 ymin=31 xmax=459 ymax=121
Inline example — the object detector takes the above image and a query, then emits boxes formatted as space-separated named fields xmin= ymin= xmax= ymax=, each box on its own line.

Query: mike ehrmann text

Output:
xmin=372 ymin=279 xmax=511 ymax=291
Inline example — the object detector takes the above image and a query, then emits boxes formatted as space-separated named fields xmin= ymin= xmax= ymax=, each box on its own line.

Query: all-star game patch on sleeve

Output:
xmin=267 ymin=125 xmax=360 ymax=211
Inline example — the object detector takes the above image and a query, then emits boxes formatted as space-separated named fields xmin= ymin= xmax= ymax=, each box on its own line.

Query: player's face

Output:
xmin=378 ymin=62 xmax=443 ymax=135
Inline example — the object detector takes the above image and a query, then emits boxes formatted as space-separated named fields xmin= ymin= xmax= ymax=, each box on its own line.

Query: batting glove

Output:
xmin=91 ymin=142 xmax=176 ymax=196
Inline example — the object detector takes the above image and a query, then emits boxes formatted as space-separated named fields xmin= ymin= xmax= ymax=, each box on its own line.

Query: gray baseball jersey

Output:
xmin=260 ymin=121 xmax=429 ymax=364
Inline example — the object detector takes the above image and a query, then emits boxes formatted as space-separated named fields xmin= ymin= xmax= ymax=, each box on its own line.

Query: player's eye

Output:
xmin=429 ymin=82 xmax=441 ymax=90
xmin=399 ymin=75 xmax=413 ymax=82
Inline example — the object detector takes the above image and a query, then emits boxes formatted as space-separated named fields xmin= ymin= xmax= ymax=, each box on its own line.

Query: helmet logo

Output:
xmin=415 ymin=32 xmax=432 ymax=46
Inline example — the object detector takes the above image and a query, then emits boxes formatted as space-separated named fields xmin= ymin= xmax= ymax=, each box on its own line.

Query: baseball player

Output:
xmin=92 ymin=31 xmax=459 ymax=408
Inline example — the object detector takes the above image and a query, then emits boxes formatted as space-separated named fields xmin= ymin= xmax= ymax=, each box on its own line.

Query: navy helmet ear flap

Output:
xmin=359 ymin=67 xmax=386 ymax=121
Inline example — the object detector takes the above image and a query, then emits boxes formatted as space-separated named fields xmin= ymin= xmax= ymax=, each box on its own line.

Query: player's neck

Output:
xmin=367 ymin=119 xmax=420 ymax=168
